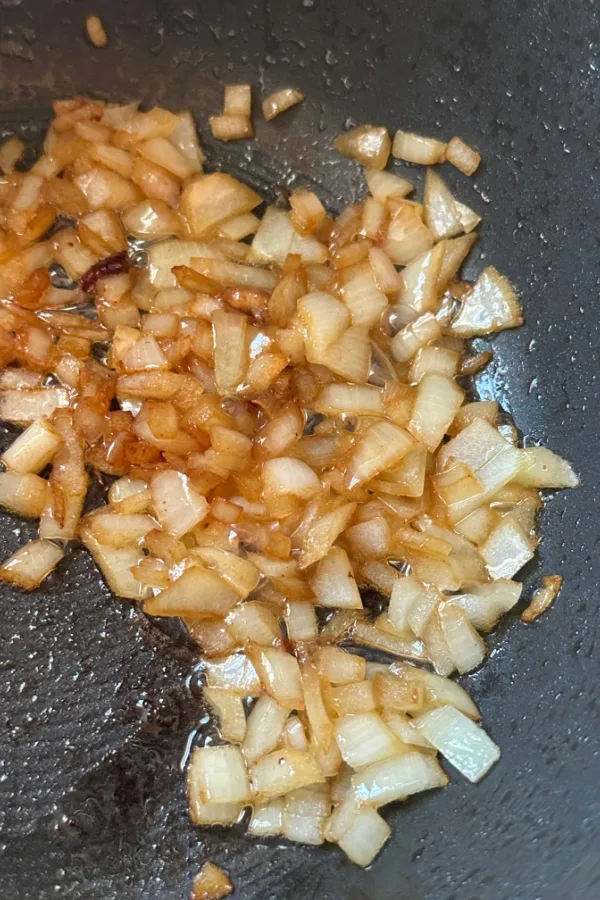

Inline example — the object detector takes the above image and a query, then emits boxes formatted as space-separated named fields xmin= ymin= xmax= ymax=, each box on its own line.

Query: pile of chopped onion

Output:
xmin=0 ymin=97 xmax=578 ymax=870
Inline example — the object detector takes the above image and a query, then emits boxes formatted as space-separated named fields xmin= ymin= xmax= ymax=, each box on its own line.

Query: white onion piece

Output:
xmin=204 ymin=654 xmax=262 ymax=697
xmin=391 ymin=312 xmax=441 ymax=363
xmin=190 ymin=256 xmax=277 ymax=291
xmin=452 ymin=266 xmax=523 ymax=336
xmin=209 ymin=113 xmax=253 ymax=141
xmin=242 ymin=694 xmax=288 ymax=765
xmin=262 ymin=88 xmax=304 ymax=120
xmin=352 ymin=620 xmax=430 ymax=663
xmin=283 ymin=715 xmax=309 ymax=751
xmin=346 ymin=420 xmax=414 ymax=488
xmin=249 ymin=207 xmax=327 ymax=266
xmin=513 ymin=446 xmax=579 ymax=488
xmin=310 ymin=546 xmax=362 ymax=609
xmin=438 ymin=419 xmax=528 ymax=521
xmin=80 ymin=522 xmax=150 ymax=601
xmin=410 ymin=346 xmax=459 ymax=383
xmin=481 ymin=516 xmax=534 ymax=580
xmin=446 ymin=136 xmax=481 ymax=175
xmin=334 ymin=125 xmax=391 ymax=170
xmin=423 ymin=169 xmax=464 ymax=240
xmin=380 ymin=710 xmax=435 ymax=750
xmin=212 ymin=308 xmax=248 ymax=395
xmin=151 ymin=470 xmax=209 ymax=539
xmin=387 ymin=575 xmax=424 ymax=633
xmin=90 ymin=511 xmax=156 ymax=547
xmin=108 ymin=476 xmax=149 ymax=507
xmin=296 ymin=291 xmax=350 ymax=362
xmin=286 ymin=601 xmax=318 ymax=642
xmin=298 ymin=502 xmax=357 ymax=569
xmin=0 ymin=472 xmax=50 ymax=518
xmin=226 ymin=601 xmax=281 ymax=646
xmin=392 ymin=130 xmax=446 ymax=165
xmin=352 ymin=751 xmax=448 ymax=807
xmin=249 ymin=748 xmax=325 ymax=802
xmin=147 ymin=239 xmax=222 ymax=288
xmin=283 ymin=786 xmax=330 ymax=845
xmin=337 ymin=807 xmax=391 ymax=867
xmin=320 ymin=325 xmax=371 ymax=384
xmin=316 ymin=647 xmax=366 ymax=685
xmin=414 ymin=705 xmax=500 ymax=782
xmin=194 ymin=547 xmax=259 ymax=599
xmin=447 ymin=580 xmax=522 ymax=632
xmin=0 ymin=388 xmax=69 ymax=425
xmin=0 ymin=539 xmax=63 ymax=590
xmin=341 ymin=268 xmax=388 ymax=328
xmin=455 ymin=199 xmax=481 ymax=234
xmin=396 ymin=242 xmax=446 ymax=315
xmin=438 ymin=603 xmax=486 ymax=673
xmin=262 ymin=457 xmax=321 ymax=500
xmin=390 ymin=663 xmax=480 ymax=720
xmin=324 ymin=789 xmax=361 ymax=843
xmin=181 ymin=172 xmax=261 ymax=238
xmin=145 ymin=565 xmax=239 ymax=617
xmin=188 ymin=796 xmax=243 ymax=826
xmin=364 ymin=167 xmax=413 ymax=202
xmin=334 ymin=712 xmax=401 ymax=769
xmin=187 ymin=745 xmax=251 ymax=804
xmin=169 ymin=109 xmax=204 ymax=171
xmin=315 ymin=383 xmax=383 ymax=417
xmin=406 ymin=585 xmax=441 ymax=638
xmin=345 ymin=516 xmax=390 ymax=558
xmin=248 ymin=798 xmax=284 ymax=836
xmin=408 ymin=373 xmax=464 ymax=451
xmin=249 ymin=645 xmax=304 ymax=709
xmin=384 ymin=206 xmax=434 ymax=266
xmin=203 ymin=686 xmax=247 ymax=743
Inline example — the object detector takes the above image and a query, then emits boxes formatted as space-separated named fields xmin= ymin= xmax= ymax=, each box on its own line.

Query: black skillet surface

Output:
xmin=0 ymin=1 xmax=599 ymax=898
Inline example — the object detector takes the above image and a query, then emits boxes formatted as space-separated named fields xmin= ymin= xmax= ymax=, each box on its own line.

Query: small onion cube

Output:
xmin=242 ymin=694 xmax=288 ymax=765
xmin=352 ymin=751 xmax=448 ymax=807
xmin=414 ymin=705 xmax=501 ymax=782
xmin=249 ymin=748 xmax=325 ymax=802
xmin=248 ymin=798 xmax=284 ymax=837
xmin=187 ymin=745 xmax=251 ymax=804
xmin=151 ymin=470 xmax=209 ymax=538
xmin=0 ymin=539 xmax=63 ymax=590
xmin=337 ymin=807 xmax=391 ymax=867
xmin=334 ymin=712 xmax=400 ymax=769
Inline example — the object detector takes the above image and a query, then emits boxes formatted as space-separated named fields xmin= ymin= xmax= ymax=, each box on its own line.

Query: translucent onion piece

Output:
xmin=337 ymin=807 xmax=391 ymax=867
xmin=445 ymin=136 xmax=481 ymax=175
xmin=0 ymin=472 xmax=50 ymax=518
xmin=181 ymin=172 xmax=261 ymax=238
xmin=334 ymin=712 xmax=401 ymax=769
xmin=0 ymin=539 xmax=63 ymax=590
xmin=145 ymin=565 xmax=240 ymax=617
xmin=191 ymin=862 xmax=233 ymax=900
xmin=203 ymin=686 xmax=247 ymax=743
xmin=438 ymin=603 xmax=486 ymax=673
xmin=249 ymin=207 xmax=327 ymax=266
xmin=481 ymin=516 xmax=534 ymax=580
xmin=451 ymin=266 xmax=523 ymax=336
xmin=262 ymin=88 xmax=304 ymax=120
xmin=334 ymin=125 xmax=391 ymax=170
xmin=187 ymin=745 xmax=251 ymax=804
xmin=2 ymin=416 xmax=62 ymax=475
xmin=513 ymin=446 xmax=579 ymax=488
xmin=408 ymin=374 xmax=464 ymax=451
xmin=310 ymin=546 xmax=363 ymax=609
xmin=364 ymin=167 xmax=413 ymax=202
xmin=423 ymin=169 xmax=464 ymax=240
xmin=249 ymin=748 xmax=325 ymax=802
xmin=298 ymin=502 xmax=357 ymax=570
xmin=248 ymin=645 xmax=304 ymax=709
xmin=282 ymin=786 xmax=330 ymax=845
xmin=204 ymin=654 xmax=262 ymax=696
xmin=414 ymin=705 xmax=500 ymax=782
xmin=242 ymin=694 xmax=288 ymax=765
xmin=147 ymin=240 xmax=221 ymax=288
xmin=346 ymin=420 xmax=415 ymax=488
xmin=80 ymin=522 xmax=150 ymax=601
xmin=0 ymin=388 xmax=70 ymax=425
xmin=248 ymin=798 xmax=284 ymax=836
xmin=392 ymin=130 xmax=446 ymax=165
xmin=194 ymin=547 xmax=260 ymax=598
xmin=151 ymin=470 xmax=209 ymax=538
xmin=352 ymin=751 xmax=448 ymax=806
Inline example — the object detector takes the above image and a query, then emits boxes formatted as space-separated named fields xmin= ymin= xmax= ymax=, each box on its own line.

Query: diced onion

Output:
xmin=413 ymin=705 xmax=500 ymax=783
xmin=334 ymin=126 xmax=391 ymax=170
xmin=187 ymin=745 xmax=251 ymax=804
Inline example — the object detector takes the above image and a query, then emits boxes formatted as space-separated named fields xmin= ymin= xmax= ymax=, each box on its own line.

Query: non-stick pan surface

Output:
xmin=0 ymin=1 xmax=599 ymax=898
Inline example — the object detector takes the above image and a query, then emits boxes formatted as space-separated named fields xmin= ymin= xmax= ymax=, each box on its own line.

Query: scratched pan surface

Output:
xmin=0 ymin=0 xmax=599 ymax=898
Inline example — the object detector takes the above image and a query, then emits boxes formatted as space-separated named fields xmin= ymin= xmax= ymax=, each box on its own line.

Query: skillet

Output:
xmin=0 ymin=0 xmax=598 ymax=897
